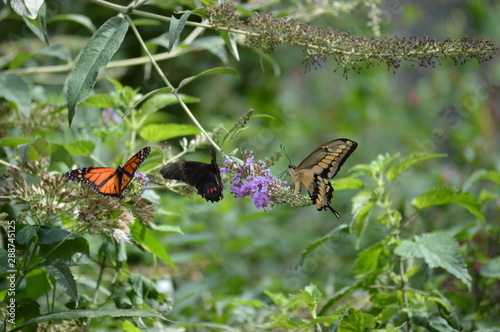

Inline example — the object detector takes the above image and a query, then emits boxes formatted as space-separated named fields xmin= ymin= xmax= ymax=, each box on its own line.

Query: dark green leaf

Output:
xmin=412 ymin=186 xmax=484 ymax=222
xmin=17 ymin=225 xmax=38 ymax=245
xmin=38 ymin=226 xmax=81 ymax=244
xmin=41 ymin=258 xmax=78 ymax=302
xmin=413 ymin=315 xmax=459 ymax=332
xmin=67 ymin=16 xmax=128 ymax=126
xmin=177 ymin=67 xmax=239 ymax=90
xmin=169 ymin=11 xmax=192 ymax=51
xmin=395 ymin=232 xmax=471 ymax=290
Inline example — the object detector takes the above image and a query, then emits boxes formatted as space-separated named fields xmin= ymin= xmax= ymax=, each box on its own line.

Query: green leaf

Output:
xmin=169 ymin=11 xmax=192 ymax=51
xmin=354 ymin=243 xmax=389 ymax=276
xmin=337 ymin=308 xmax=376 ymax=332
xmin=292 ymin=284 xmax=322 ymax=312
xmin=79 ymin=93 xmax=121 ymax=109
xmin=377 ymin=303 xmax=399 ymax=325
xmin=298 ymin=224 xmax=349 ymax=266
xmin=64 ymin=141 xmax=96 ymax=156
xmin=395 ymin=232 xmax=471 ymax=290
xmin=139 ymin=93 xmax=198 ymax=118
xmin=18 ymin=137 xmax=51 ymax=163
xmin=319 ymin=280 xmax=364 ymax=316
xmin=41 ymin=258 xmax=78 ymax=302
xmin=66 ymin=16 xmax=128 ymax=126
xmin=11 ymin=308 xmax=166 ymax=332
xmin=177 ymin=67 xmax=239 ymax=90
xmin=412 ymin=186 xmax=484 ymax=222
xmin=22 ymin=3 xmax=48 ymax=45
xmin=38 ymin=226 xmax=81 ymax=244
xmin=123 ymin=87 xmax=173 ymax=117
xmin=0 ymin=138 xmax=32 ymax=147
xmin=386 ymin=153 xmax=447 ymax=181
xmin=480 ymin=256 xmax=500 ymax=279
xmin=0 ymin=249 xmax=8 ymax=274
xmin=351 ymin=191 xmax=376 ymax=231
xmin=139 ymin=123 xmax=200 ymax=142
xmin=332 ymin=176 xmax=364 ymax=190
xmin=16 ymin=225 xmax=38 ymax=245
xmin=47 ymin=14 xmax=96 ymax=33
xmin=130 ymin=221 xmax=175 ymax=268
xmin=463 ymin=169 xmax=500 ymax=190
xmin=0 ymin=73 xmax=31 ymax=119
xmin=10 ymin=0 xmax=44 ymax=19
xmin=220 ymin=31 xmax=240 ymax=61
xmin=413 ymin=315 xmax=459 ymax=332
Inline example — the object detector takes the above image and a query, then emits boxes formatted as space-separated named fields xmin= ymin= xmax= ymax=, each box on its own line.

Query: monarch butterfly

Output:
xmin=288 ymin=139 xmax=357 ymax=219
xmin=160 ymin=147 xmax=223 ymax=202
xmin=65 ymin=147 xmax=151 ymax=199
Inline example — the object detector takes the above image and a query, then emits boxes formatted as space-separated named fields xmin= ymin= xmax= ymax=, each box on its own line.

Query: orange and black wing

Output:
xmin=65 ymin=147 xmax=151 ymax=199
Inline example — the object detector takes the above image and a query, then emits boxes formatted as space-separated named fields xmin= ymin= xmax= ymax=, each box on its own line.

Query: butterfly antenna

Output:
xmin=280 ymin=144 xmax=292 ymax=165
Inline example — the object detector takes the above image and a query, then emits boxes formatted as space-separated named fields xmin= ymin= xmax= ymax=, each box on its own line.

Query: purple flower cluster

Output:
xmin=134 ymin=172 xmax=151 ymax=190
xmin=222 ymin=151 xmax=289 ymax=210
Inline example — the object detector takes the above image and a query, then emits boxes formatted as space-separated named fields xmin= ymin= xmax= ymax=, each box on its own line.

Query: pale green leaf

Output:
xmin=480 ymin=256 xmax=500 ymax=279
xmin=395 ymin=232 xmax=471 ymax=290
xmin=139 ymin=123 xmax=200 ymax=142
xmin=19 ymin=137 xmax=50 ymax=163
xmin=22 ymin=3 xmax=48 ymax=45
xmin=414 ymin=315 xmax=459 ymax=332
xmin=220 ymin=31 xmax=240 ymax=60
xmin=131 ymin=221 xmax=175 ymax=268
xmin=67 ymin=16 xmax=128 ymax=126
xmin=386 ymin=153 xmax=447 ymax=181
xmin=299 ymin=224 xmax=349 ymax=266
xmin=377 ymin=303 xmax=399 ymax=325
xmin=10 ymin=0 xmax=44 ymax=19
xmin=354 ymin=243 xmax=388 ymax=276
xmin=64 ymin=141 xmax=96 ymax=156
xmin=463 ymin=169 xmax=500 ymax=190
xmin=412 ymin=186 xmax=484 ymax=222
xmin=0 ymin=73 xmax=31 ymax=119
xmin=332 ymin=177 xmax=364 ymax=190
xmin=177 ymin=67 xmax=239 ymax=90
xmin=123 ymin=87 xmax=172 ymax=117
xmin=139 ymin=93 xmax=198 ymax=117
xmin=79 ymin=94 xmax=120 ymax=109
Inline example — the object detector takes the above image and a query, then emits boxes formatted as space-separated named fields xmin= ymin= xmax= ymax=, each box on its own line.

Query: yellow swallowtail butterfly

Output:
xmin=288 ymin=138 xmax=357 ymax=219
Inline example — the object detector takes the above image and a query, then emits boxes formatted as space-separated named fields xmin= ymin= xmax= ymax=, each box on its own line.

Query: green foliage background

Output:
xmin=0 ymin=0 xmax=499 ymax=331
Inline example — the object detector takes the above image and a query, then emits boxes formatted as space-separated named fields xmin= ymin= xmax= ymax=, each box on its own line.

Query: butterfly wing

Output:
xmin=65 ymin=147 xmax=151 ymax=199
xmin=160 ymin=148 xmax=223 ymax=202
xmin=289 ymin=139 xmax=357 ymax=219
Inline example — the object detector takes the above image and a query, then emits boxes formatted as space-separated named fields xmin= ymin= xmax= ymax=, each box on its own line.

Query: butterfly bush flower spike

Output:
xmin=223 ymin=151 xmax=289 ymax=210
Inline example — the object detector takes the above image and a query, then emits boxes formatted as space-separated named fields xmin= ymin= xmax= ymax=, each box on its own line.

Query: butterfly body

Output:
xmin=160 ymin=148 xmax=223 ymax=202
xmin=288 ymin=139 xmax=357 ymax=219
xmin=65 ymin=147 xmax=151 ymax=199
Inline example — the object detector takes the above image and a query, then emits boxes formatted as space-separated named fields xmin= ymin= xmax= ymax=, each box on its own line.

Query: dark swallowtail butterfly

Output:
xmin=160 ymin=148 xmax=223 ymax=202
xmin=288 ymin=138 xmax=357 ymax=219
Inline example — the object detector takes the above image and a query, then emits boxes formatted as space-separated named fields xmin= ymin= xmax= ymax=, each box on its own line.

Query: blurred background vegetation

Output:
xmin=0 ymin=0 xmax=499 ymax=330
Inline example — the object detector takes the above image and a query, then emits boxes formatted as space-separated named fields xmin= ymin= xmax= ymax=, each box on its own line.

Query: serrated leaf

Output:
xmin=169 ymin=11 xmax=192 ymax=51
xmin=354 ymin=243 xmax=388 ymax=276
xmin=412 ymin=186 xmax=484 ymax=222
xmin=19 ymin=137 xmax=50 ymax=163
xmin=131 ymin=221 xmax=175 ymax=268
xmin=395 ymin=232 xmax=471 ymax=290
xmin=11 ymin=308 xmax=166 ymax=332
xmin=41 ymin=258 xmax=78 ymax=302
xmin=0 ymin=73 xmax=31 ymax=119
xmin=67 ymin=16 xmax=128 ymax=126
xmin=338 ymin=308 xmax=376 ymax=332
xmin=64 ymin=141 xmax=96 ymax=156
xmin=139 ymin=123 xmax=200 ymax=142
xmin=177 ymin=67 xmax=239 ymax=90
xmin=480 ymin=256 xmax=500 ymax=279
xmin=386 ymin=153 xmax=447 ymax=181
xmin=377 ymin=303 xmax=399 ymax=325
xmin=319 ymin=280 xmax=363 ymax=316
xmin=351 ymin=191 xmax=376 ymax=228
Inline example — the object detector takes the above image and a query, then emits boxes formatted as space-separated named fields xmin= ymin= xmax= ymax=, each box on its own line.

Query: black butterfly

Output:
xmin=160 ymin=148 xmax=224 ymax=202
